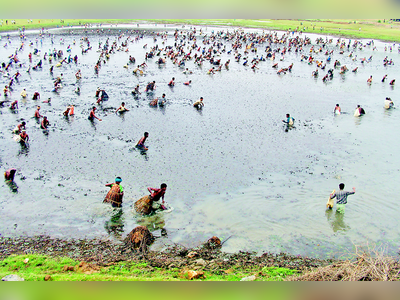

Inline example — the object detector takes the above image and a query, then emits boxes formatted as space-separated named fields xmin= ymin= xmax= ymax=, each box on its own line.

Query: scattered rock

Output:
xmin=63 ymin=265 xmax=75 ymax=272
xmin=187 ymin=251 xmax=198 ymax=258
xmin=77 ymin=261 xmax=100 ymax=274
xmin=44 ymin=275 xmax=51 ymax=281
xmin=187 ymin=270 xmax=205 ymax=280
xmin=195 ymin=258 xmax=207 ymax=267
xmin=2 ymin=275 xmax=25 ymax=281
xmin=240 ymin=275 xmax=256 ymax=281
xmin=223 ymin=269 xmax=234 ymax=274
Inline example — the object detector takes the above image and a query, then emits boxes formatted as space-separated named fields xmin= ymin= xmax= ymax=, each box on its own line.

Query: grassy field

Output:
xmin=1 ymin=19 xmax=399 ymax=43
xmin=150 ymin=19 xmax=400 ymax=43
xmin=0 ymin=254 xmax=298 ymax=281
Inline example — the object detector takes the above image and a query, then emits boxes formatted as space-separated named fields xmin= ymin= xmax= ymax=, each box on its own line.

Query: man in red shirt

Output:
xmin=88 ymin=106 xmax=102 ymax=122
xmin=148 ymin=183 xmax=167 ymax=209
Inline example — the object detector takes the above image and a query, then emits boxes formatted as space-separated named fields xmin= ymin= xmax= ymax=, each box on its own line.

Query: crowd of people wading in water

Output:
xmin=1 ymin=24 xmax=398 ymax=221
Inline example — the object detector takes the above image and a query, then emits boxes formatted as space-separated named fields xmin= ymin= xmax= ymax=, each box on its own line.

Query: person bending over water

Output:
xmin=354 ymin=105 xmax=365 ymax=117
xmin=13 ymin=121 xmax=26 ymax=134
xmin=134 ymin=183 xmax=167 ymax=215
xmin=40 ymin=116 xmax=50 ymax=129
xmin=193 ymin=97 xmax=204 ymax=109
xmin=4 ymin=168 xmax=16 ymax=182
xmin=145 ymin=81 xmax=156 ymax=92
xmin=168 ymin=77 xmax=175 ymax=86
xmin=136 ymin=132 xmax=149 ymax=150
xmin=88 ymin=106 xmax=102 ymax=121
xmin=103 ymin=177 xmax=124 ymax=208
xmin=384 ymin=97 xmax=394 ymax=109
xmin=9 ymin=100 xmax=18 ymax=110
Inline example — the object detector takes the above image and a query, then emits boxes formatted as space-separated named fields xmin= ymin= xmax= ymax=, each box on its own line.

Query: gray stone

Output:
xmin=240 ymin=275 xmax=256 ymax=281
xmin=2 ymin=275 xmax=25 ymax=281
xmin=195 ymin=258 xmax=207 ymax=267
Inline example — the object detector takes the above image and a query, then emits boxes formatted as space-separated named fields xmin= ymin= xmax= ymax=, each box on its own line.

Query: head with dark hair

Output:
xmin=339 ymin=183 xmax=345 ymax=190
xmin=144 ymin=132 xmax=149 ymax=137
xmin=160 ymin=183 xmax=167 ymax=189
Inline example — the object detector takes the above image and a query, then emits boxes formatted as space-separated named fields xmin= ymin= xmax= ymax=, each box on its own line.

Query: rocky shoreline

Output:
xmin=0 ymin=235 xmax=335 ymax=273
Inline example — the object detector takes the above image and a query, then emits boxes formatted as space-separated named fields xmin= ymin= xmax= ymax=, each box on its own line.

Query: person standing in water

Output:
xmin=354 ymin=105 xmax=365 ymax=117
xmin=115 ymin=102 xmax=129 ymax=113
xmin=19 ymin=130 xmax=29 ymax=144
xmin=103 ymin=177 xmax=124 ymax=208
xmin=334 ymin=104 xmax=341 ymax=115
xmin=282 ymin=113 xmax=294 ymax=126
xmin=34 ymin=106 xmax=42 ymax=119
xmin=330 ymin=183 xmax=356 ymax=213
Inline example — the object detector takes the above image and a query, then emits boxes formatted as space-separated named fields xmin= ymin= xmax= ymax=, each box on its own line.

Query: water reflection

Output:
xmin=136 ymin=212 xmax=166 ymax=232
xmin=353 ymin=116 xmax=362 ymax=126
xmin=5 ymin=180 xmax=18 ymax=193
xmin=325 ymin=209 xmax=350 ymax=233
xmin=17 ymin=143 xmax=30 ymax=157
xmin=89 ymin=119 xmax=97 ymax=130
xmin=195 ymin=107 xmax=203 ymax=116
xmin=117 ymin=111 xmax=126 ymax=121
xmin=64 ymin=115 xmax=74 ymax=124
xmin=104 ymin=208 xmax=124 ymax=238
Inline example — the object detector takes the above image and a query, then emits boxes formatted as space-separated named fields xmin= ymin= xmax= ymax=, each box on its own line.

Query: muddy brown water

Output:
xmin=0 ymin=24 xmax=399 ymax=259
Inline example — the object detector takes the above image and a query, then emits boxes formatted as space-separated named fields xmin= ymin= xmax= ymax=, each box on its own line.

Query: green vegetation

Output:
xmin=0 ymin=19 xmax=134 ymax=33
xmin=150 ymin=19 xmax=400 ymax=43
xmin=0 ymin=254 xmax=299 ymax=281
xmin=1 ymin=19 xmax=399 ymax=43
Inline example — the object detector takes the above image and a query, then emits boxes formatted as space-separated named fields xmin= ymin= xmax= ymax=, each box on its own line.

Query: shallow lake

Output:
xmin=0 ymin=23 xmax=399 ymax=259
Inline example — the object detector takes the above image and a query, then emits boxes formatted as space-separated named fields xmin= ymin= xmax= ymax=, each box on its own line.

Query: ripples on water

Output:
xmin=0 ymin=24 xmax=399 ymax=258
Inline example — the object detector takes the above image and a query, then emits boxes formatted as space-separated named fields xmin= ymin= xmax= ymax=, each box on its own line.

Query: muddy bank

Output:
xmin=0 ymin=236 xmax=334 ymax=272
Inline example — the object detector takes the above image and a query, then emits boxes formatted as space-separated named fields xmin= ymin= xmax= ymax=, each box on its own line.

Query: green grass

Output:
xmin=1 ymin=19 xmax=399 ymax=43
xmin=0 ymin=19 xmax=135 ymax=33
xmin=0 ymin=254 xmax=300 ymax=281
